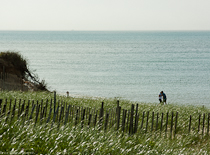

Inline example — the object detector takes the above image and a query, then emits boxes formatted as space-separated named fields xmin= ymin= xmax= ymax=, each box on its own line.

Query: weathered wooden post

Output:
xmin=29 ymin=104 xmax=36 ymax=120
xmin=18 ymin=99 xmax=21 ymax=118
xmin=35 ymin=104 xmax=40 ymax=125
xmin=40 ymin=99 xmax=43 ymax=119
xmin=6 ymin=99 xmax=12 ymax=122
xmin=50 ymin=99 xmax=52 ymax=112
xmin=75 ymin=109 xmax=79 ymax=126
xmin=122 ymin=109 xmax=127 ymax=132
xmin=140 ymin=111 xmax=145 ymax=130
xmin=202 ymin=113 xmax=205 ymax=136
xmin=2 ymin=104 xmax=6 ymax=118
xmin=99 ymin=102 xmax=104 ymax=130
xmin=174 ymin=112 xmax=178 ymax=138
xmin=156 ymin=113 xmax=159 ymax=131
xmin=45 ymin=99 xmax=48 ymax=118
xmin=20 ymin=100 xmax=25 ymax=118
xmin=25 ymin=105 xmax=29 ymax=120
xmin=198 ymin=114 xmax=201 ymax=133
xmin=104 ymin=112 xmax=109 ymax=131
xmin=40 ymin=106 xmax=45 ymax=125
xmin=53 ymin=91 xmax=56 ymax=114
xmin=134 ymin=104 xmax=139 ymax=133
xmin=160 ymin=113 xmax=164 ymax=133
xmin=46 ymin=108 xmax=52 ymax=124
xmin=64 ymin=105 xmax=70 ymax=125
xmin=189 ymin=115 xmax=192 ymax=133
xmin=126 ymin=110 xmax=130 ymax=132
xmin=88 ymin=114 xmax=92 ymax=127
xmin=94 ymin=112 xmax=97 ymax=128
xmin=121 ymin=109 xmax=125 ymax=131
xmin=207 ymin=113 xmax=210 ymax=136
xmin=11 ymin=99 xmax=16 ymax=122
xmin=1 ymin=99 xmax=7 ymax=118
xmin=170 ymin=112 xmax=174 ymax=139
xmin=116 ymin=100 xmax=120 ymax=130
xmin=129 ymin=104 xmax=134 ymax=135
xmin=145 ymin=111 xmax=149 ymax=133
xmin=165 ymin=112 xmax=168 ymax=137
xmin=81 ymin=108 xmax=86 ymax=128
xmin=6 ymin=99 xmax=11 ymax=122
xmin=151 ymin=112 xmax=154 ymax=132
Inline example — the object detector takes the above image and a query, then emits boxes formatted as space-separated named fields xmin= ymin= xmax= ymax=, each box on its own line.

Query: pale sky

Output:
xmin=1 ymin=0 xmax=210 ymax=31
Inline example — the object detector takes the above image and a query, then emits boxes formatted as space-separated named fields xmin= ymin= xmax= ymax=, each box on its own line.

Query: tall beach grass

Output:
xmin=0 ymin=91 xmax=210 ymax=154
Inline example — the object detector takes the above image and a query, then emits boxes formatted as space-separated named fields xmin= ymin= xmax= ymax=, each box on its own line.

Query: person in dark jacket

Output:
xmin=161 ymin=91 xmax=167 ymax=105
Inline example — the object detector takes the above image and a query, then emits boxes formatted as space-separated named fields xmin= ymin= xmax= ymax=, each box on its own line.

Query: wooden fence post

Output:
xmin=189 ymin=115 xmax=191 ymax=133
xmin=54 ymin=91 xmax=56 ymax=113
xmin=46 ymin=108 xmax=52 ymax=124
xmin=126 ymin=110 xmax=130 ymax=132
xmin=6 ymin=99 xmax=11 ymax=122
xmin=207 ymin=113 xmax=210 ymax=136
xmin=18 ymin=99 xmax=21 ymax=118
xmin=140 ymin=111 xmax=145 ymax=130
xmin=20 ymin=100 xmax=25 ymax=118
xmin=156 ymin=113 xmax=159 ymax=131
xmin=11 ymin=99 xmax=16 ymax=122
xmin=170 ymin=112 xmax=174 ymax=139
xmin=165 ymin=112 xmax=168 ymax=137
xmin=202 ymin=113 xmax=205 ymax=136
xmin=35 ymin=104 xmax=40 ymax=125
xmin=2 ymin=104 xmax=6 ymax=118
xmin=104 ymin=112 xmax=109 ymax=131
xmin=122 ymin=109 xmax=127 ymax=132
xmin=29 ymin=104 xmax=36 ymax=120
xmin=75 ymin=109 xmax=79 ymax=126
xmin=145 ymin=111 xmax=149 ymax=133
xmin=88 ymin=114 xmax=92 ymax=127
xmin=151 ymin=112 xmax=154 ymax=132
xmin=116 ymin=100 xmax=121 ymax=130
xmin=6 ymin=99 xmax=12 ymax=122
xmin=129 ymin=104 xmax=134 ymax=135
xmin=94 ymin=113 xmax=97 ymax=128
xmin=45 ymin=99 xmax=48 ymax=118
xmin=174 ymin=112 xmax=178 ymax=138
xmin=81 ymin=108 xmax=86 ymax=128
xmin=64 ymin=105 xmax=70 ymax=125
xmin=160 ymin=113 xmax=164 ymax=133
xmin=99 ymin=102 xmax=104 ymax=130
xmin=198 ymin=114 xmax=201 ymax=133
xmin=134 ymin=104 xmax=138 ymax=133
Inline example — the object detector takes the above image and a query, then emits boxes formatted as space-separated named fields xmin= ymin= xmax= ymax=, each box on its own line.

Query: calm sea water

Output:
xmin=0 ymin=31 xmax=210 ymax=106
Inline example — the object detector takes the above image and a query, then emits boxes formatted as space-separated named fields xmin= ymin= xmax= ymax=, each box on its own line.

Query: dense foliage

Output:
xmin=0 ymin=51 xmax=48 ymax=91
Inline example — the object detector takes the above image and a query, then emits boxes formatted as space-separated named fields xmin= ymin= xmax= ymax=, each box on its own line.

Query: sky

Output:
xmin=1 ymin=0 xmax=210 ymax=31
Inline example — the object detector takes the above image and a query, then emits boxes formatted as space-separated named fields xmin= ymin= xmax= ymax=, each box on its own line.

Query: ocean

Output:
xmin=0 ymin=31 xmax=210 ymax=106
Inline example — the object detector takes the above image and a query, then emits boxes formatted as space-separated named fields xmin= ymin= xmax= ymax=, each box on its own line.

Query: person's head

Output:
xmin=161 ymin=91 xmax=163 ymax=94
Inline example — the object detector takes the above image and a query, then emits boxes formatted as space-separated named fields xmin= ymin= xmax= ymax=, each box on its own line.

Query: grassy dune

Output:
xmin=0 ymin=91 xmax=210 ymax=154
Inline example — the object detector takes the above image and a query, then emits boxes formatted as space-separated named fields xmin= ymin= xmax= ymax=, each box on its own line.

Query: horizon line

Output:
xmin=0 ymin=29 xmax=210 ymax=32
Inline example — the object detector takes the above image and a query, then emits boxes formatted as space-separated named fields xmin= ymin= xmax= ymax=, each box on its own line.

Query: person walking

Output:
xmin=161 ymin=91 xmax=167 ymax=105
xmin=159 ymin=92 xmax=162 ymax=103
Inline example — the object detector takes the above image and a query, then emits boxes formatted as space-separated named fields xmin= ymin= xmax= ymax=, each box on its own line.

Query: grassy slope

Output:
xmin=0 ymin=91 xmax=210 ymax=154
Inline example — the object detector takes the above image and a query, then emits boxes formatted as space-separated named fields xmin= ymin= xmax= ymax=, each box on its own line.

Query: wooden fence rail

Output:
xmin=0 ymin=98 xmax=210 ymax=138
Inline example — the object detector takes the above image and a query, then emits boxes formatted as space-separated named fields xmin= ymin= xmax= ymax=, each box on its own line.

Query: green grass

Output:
xmin=0 ymin=91 xmax=210 ymax=154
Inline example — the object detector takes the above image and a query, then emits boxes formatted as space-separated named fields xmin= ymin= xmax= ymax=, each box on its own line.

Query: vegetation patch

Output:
xmin=0 ymin=91 xmax=210 ymax=154
xmin=0 ymin=51 xmax=48 ymax=91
